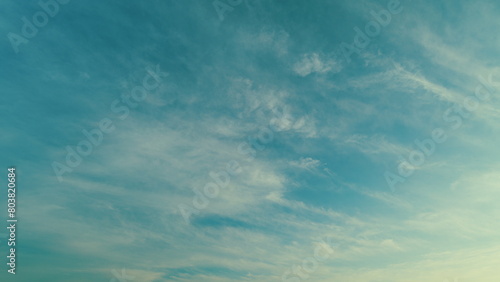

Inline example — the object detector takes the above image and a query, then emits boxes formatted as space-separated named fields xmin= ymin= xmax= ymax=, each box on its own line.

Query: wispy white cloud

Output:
xmin=289 ymin=157 xmax=321 ymax=170
xmin=293 ymin=52 xmax=342 ymax=76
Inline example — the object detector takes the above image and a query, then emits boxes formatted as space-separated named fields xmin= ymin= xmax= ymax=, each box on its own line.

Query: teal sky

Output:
xmin=1 ymin=0 xmax=500 ymax=281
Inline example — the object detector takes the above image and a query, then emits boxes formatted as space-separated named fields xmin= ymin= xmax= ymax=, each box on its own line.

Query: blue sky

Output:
xmin=1 ymin=0 xmax=500 ymax=281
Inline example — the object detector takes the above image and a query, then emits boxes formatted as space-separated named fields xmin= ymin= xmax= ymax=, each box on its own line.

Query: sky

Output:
xmin=1 ymin=0 xmax=500 ymax=281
